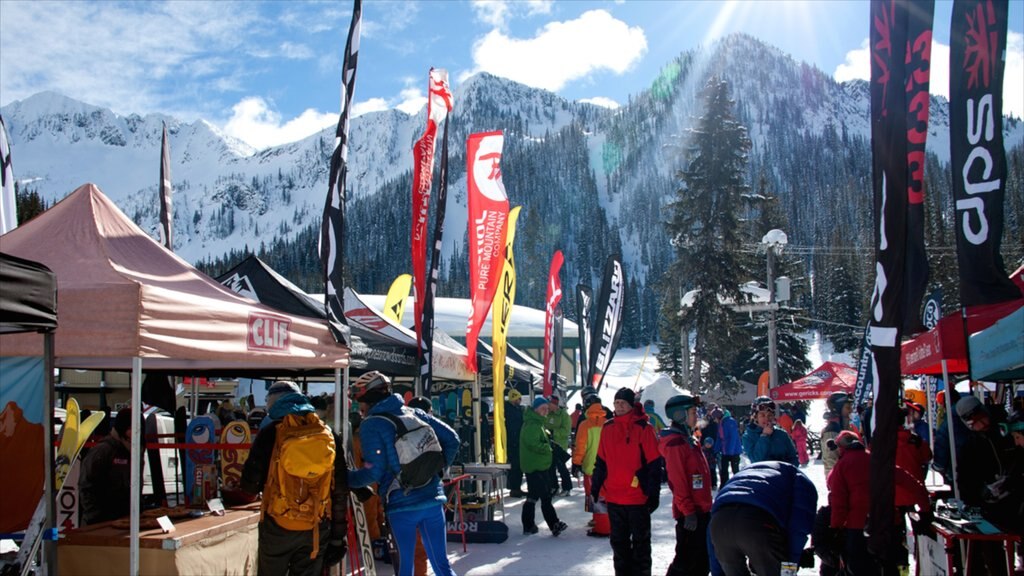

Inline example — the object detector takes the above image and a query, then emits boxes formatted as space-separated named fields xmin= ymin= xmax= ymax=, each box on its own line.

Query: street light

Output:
xmin=762 ymin=229 xmax=788 ymax=389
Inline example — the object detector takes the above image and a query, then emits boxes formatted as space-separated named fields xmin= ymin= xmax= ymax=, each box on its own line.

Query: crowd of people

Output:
xmin=70 ymin=375 xmax=1024 ymax=576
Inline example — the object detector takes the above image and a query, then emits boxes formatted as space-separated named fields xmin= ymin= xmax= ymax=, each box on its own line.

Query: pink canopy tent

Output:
xmin=769 ymin=361 xmax=857 ymax=401
xmin=0 ymin=183 xmax=348 ymax=573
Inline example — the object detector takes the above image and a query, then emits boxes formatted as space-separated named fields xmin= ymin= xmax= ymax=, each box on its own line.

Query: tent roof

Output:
xmin=969 ymin=304 xmax=1024 ymax=381
xmin=0 ymin=183 xmax=348 ymax=373
xmin=901 ymin=266 xmax=1024 ymax=376
xmin=0 ymin=252 xmax=57 ymax=334
xmin=769 ymin=361 xmax=857 ymax=401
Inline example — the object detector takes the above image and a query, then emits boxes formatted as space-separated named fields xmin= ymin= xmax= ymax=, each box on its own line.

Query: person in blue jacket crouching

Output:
xmin=709 ymin=461 xmax=817 ymax=576
xmin=348 ymin=372 xmax=461 ymax=576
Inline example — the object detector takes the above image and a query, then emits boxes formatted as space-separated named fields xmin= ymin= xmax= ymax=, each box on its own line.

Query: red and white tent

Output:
xmin=769 ymin=361 xmax=858 ymax=401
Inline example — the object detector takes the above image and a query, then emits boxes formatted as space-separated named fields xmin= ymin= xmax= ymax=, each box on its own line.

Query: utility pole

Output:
xmin=767 ymin=246 xmax=779 ymax=389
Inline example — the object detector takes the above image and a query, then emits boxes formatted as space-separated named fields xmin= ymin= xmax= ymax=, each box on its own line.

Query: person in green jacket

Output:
xmin=521 ymin=397 xmax=568 ymax=537
xmin=545 ymin=395 xmax=574 ymax=495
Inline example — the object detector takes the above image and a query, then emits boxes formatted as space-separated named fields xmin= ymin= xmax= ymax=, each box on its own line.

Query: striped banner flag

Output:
xmin=576 ymin=284 xmax=593 ymax=386
xmin=420 ymin=113 xmax=453 ymax=396
xmin=158 ymin=122 xmax=173 ymax=250
xmin=319 ymin=0 xmax=362 ymax=345
xmin=0 ymin=115 xmax=17 ymax=235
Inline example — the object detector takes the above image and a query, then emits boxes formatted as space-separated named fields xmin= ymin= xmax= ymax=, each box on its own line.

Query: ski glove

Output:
xmin=322 ymin=539 xmax=347 ymax=567
xmin=682 ymin=514 xmax=698 ymax=531
xmin=571 ymin=464 xmax=581 ymax=478
xmin=645 ymin=493 xmax=660 ymax=514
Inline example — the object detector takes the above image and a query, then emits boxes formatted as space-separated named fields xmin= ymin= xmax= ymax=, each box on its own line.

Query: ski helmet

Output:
xmin=664 ymin=393 xmax=700 ymax=422
xmin=752 ymin=395 xmax=776 ymax=413
xmin=351 ymin=371 xmax=392 ymax=404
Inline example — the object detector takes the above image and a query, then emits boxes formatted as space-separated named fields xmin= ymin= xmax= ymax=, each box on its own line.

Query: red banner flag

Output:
xmin=465 ymin=131 xmax=510 ymax=371
xmin=412 ymin=68 xmax=454 ymax=364
xmin=542 ymin=250 xmax=565 ymax=397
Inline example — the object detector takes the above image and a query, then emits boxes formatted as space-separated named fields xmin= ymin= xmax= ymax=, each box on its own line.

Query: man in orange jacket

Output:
xmin=592 ymin=388 xmax=663 ymax=576
xmin=573 ymin=394 xmax=610 ymax=536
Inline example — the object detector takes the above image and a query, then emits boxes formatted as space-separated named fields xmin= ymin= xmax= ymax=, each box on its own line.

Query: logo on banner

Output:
xmin=922 ymin=298 xmax=941 ymax=330
xmin=248 ymin=313 xmax=290 ymax=351
xmin=222 ymin=273 xmax=258 ymax=301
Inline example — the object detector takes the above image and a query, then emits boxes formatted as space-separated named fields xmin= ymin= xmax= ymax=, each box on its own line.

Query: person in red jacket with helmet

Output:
xmin=592 ymin=387 xmax=663 ymax=576
xmin=660 ymin=393 xmax=712 ymax=576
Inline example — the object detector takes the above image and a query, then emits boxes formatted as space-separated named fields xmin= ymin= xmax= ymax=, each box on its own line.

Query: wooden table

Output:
xmin=57 ymin=504 xmax=261 ymax=575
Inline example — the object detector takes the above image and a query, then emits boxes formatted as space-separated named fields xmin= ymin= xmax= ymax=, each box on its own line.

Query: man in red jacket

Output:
xmin=592 ymin=388 xmax=663 ymax=576
xmin=828 ymin=430 xmax=930 ymax=574
xmin=660 ymin=393 xmax=712 ymax=576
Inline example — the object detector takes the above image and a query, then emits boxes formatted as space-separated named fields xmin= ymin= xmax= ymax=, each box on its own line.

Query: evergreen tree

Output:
xmin=666 ymin=77 xmax=750 ymax=395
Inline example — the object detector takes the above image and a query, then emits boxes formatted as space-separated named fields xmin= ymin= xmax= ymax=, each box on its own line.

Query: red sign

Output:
xmin=247 ymin=313 xmax=290 ymax=352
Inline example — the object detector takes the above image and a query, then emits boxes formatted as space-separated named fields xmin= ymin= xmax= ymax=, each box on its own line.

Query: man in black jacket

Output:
xmin=505 ymin=388 xmax=526 ymax=496
xmin=80 ymin=409 xmax=133 ymax=526
xmin=241 ymin=381 xmax=348 ymax=575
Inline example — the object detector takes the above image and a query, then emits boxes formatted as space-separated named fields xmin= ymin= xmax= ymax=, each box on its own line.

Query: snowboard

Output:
xmin=218 ymin=420 xmax=255 ymax=505
xmin=14 ymin=400 xmax=106 ymax=576
xmin=345 ymin=419 xmax=376 ymax=576
xmin=184 ymin=415 xmax=217 ymax=507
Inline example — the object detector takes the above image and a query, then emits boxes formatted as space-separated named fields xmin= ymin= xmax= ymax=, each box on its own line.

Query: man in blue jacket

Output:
xmin=709 ymin=461 xmax=817 ymax=576
xmin=347 ymin=372 xmax=461 ymax=576
xmin=742 ymin=396 xmax=799 ymax=466
xmin=717 ymin=409 xmax=742 ymax=486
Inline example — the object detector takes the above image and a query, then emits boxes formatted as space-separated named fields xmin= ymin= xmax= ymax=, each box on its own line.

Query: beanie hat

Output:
xmin=956 ymin=395 xmax=985 ymax=421
xmin=828 ymin=430 xmax=863 ymax=451
xmin=267 ymin=380 xmax=301 ymax=401
xmin=532 ymin=396 xmax=549 ymax=411
xmin=614 ymin=388 xmax=636 ymax=407
xmin=408 ymin=396 xmax=433 ymax=413
xmin=508 ymin=389 xmax=522 ymax=402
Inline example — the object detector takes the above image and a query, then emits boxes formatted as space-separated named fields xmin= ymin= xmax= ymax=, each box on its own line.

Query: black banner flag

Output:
xmin=577 ymin=284 xmax=593 ymax=387
xmin=319 ymin=0 xmax=361 ymax=345
xmin=949 ymin=0 xmax=1018 ymax=306
xmin=420 ymin=117 xmax=451 ymax=396
xmin=867 ymin=0 xmax=913 ymax=557
xmin=589 ymin=255 xmax=625 ymax=391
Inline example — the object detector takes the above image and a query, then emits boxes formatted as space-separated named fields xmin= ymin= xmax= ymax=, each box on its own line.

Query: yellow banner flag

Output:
xmin=492 ymin=206 xmax=520 ymax=464
xmin=383 ymin=274 xmax=412 ymax=324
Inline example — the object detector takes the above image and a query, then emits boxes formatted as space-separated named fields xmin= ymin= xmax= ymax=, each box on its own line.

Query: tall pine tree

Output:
xmin=665 ymin=77 xmax=750 ymax=395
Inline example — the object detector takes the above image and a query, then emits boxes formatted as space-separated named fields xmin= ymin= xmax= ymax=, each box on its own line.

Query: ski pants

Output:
xmin=719 ymin=454 xmax=740 ymax=487
xmin=257 ymin=516 xmax=330 ymax=576
xmin=666 ymin=512 xmax=710 ymax=576
xmin=548 ymin=443 xmax=573 ymax=492
xmin=709 ymin=503 xmax=787 ymax=576
xmin=508 ymin=442 xmax=523 ymax=491
xmin=523 ymin=470 xmax=560 ymax=530
xmin=607 ymin=502 xmax=653 ymax=576
xmin=387 ymin=504 xmax=456 ymax=576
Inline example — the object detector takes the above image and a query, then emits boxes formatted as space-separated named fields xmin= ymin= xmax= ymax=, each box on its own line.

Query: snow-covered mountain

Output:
xmin=3 ymin=33 xmax=1022 ymax=348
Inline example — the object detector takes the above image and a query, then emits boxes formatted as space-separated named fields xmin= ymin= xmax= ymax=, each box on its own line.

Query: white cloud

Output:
xmin=468 ymin=9 xmax=647 ymax=92
xmin=471 ymin=0 xmax=553 ymax=28
xmin=395 ymin=87 xmax=427 ymax=116
xmin=351 ymin=98 xmax=389 ymax=118
xmin=834 ymin=32 xmax=1023 ymax=119
xmin=222 ymin=97 xmax=336 ymax=150
xmin=279 ymin=42 xmax=314 ymax=60
xmin=579 ymin=96 xmax=620 ymax=110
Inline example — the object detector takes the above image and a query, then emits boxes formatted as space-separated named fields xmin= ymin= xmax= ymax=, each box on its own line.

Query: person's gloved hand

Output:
xmin=908 ymin=432 xmax=922 ymax=446
xmin=353 ymin=485 xmax=375 ymax=502
xmin=682 ymin=514 xmax=698 ymax=531
xmin=646 ymin=493 xmax=660 ymax=514
xmin=799 ymin=548 xmax=816 ymax=568
xmin=910 ymin=510 xmax=936 ymax=539
xmin=571 ymin=464 xmax=581 ymax=478
xmin=322 ymin=538 xmax=347 ymax=567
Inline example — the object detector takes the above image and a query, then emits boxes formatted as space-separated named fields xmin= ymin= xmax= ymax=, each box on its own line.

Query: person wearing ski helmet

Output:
xmin=742 ymin=396 xmax=799 ymax=466
xmin=660 ymin=393 xmax=712 ymax=576
xmin=820 ymin=392 xmax=853 ymax=475
xmin=573 ymin=392 xmax=611 ymax=536
xmin=347 ymin=371 xmax=461 ymax=576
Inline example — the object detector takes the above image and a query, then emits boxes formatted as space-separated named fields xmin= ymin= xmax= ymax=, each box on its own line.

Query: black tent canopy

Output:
xmin=0 ymin=252 xmax=57 ymax=334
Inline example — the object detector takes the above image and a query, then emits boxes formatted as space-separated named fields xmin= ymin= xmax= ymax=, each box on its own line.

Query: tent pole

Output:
xmin=335 ymin=368 xmax=343 ymax=435
xmin=42 ymin=332 xmax=57 ymax=573
xmin=130 ymin=357 xmax=142 ymax=576
xmin=941 ymin=359 xmax=966 ymax=574
xmin=473 ymin=373 xmax=481 ymax=464
xmin=339 ymin=368 xmax=348 ymax=447
xmin=925 ymin=376 xmax=936 ymax=484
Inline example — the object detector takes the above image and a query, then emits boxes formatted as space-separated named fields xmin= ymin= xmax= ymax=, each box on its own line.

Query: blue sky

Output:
xmin=1 ymin=0 xmax=1021 ymax=150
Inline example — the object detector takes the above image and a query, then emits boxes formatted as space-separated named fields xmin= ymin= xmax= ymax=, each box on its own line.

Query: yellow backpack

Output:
xmin=261 ymin=412 xmax=336 ymax=558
